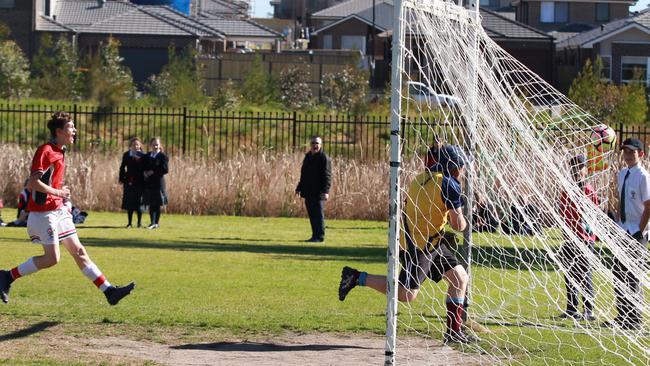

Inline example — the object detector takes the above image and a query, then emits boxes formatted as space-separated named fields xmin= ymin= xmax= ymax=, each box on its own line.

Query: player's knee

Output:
xmin=399 ymin=288 xmax=419 ymax=303
xmin=42 ymin=253 xmax=60 ymax=268
xmin=75 ymin=246 xmax=88 ymax=259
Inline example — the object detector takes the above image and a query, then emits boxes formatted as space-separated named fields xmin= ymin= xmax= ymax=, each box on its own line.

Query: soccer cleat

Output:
xmin=584 ymin=313 xmax=597 ymax=322
xmin=338 ymin=266 xmax=358 ymax=301
xmin=443 ymin=330 xmax=480 ymax=344
xmin=105 ymin=282 xmax=135 ymax=306
xmin=558 ymin=311 xmax=582 ymax=320
xmin=0 ymin=270 xmax=13 ymax=304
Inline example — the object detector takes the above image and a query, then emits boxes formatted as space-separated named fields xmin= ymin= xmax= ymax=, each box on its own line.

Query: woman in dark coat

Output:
xmin=119 ymin=137 xmax=145 ymax=228
xmin=143 ymin=137 xmax=169 ymax=229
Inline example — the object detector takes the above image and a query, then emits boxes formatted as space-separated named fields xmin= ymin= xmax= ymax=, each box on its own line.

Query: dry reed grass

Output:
xmin=0 ymin=144 xmax=390 ymax=221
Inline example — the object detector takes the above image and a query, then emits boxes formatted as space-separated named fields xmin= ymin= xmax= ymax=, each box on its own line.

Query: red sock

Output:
xmin=10 ymin=267 xmax=21 ymax=281
xmin=446 ymin=300 xmax=463 ymax=333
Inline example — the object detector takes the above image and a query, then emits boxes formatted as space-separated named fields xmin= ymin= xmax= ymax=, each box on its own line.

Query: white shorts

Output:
xmin=27 ymin=208 xmax=77 ymax=245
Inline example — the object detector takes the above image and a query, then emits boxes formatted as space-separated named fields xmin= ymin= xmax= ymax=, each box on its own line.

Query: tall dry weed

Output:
xmin=0 ymin=144 xmax=390 ymax=220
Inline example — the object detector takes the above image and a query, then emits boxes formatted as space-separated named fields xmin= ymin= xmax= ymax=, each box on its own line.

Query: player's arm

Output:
xmin=448 ymin=207 xmax=467 ymax=232
xmin=27 ymin=173 xmax=69 ymax=199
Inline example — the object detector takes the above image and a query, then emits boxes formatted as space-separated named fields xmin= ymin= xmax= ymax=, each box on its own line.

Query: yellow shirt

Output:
xmin=400 ymin=171 xmax=449 ymax=251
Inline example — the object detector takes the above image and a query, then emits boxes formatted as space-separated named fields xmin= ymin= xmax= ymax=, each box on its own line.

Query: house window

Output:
xmin=596 ymin=3 xmax=609 ymax=22
xmin=621 ymin=56 xmax=648 ymax=84
xmin=0 ymin=0 xmax=15 ymax=8
xmin=540 ymin=2 xmax=568 ymax=23
xmin=341 ymin=35 xmax=366 ymax=54
xmin=322 ymin=35 xmax=332 ymax=49
xmin=479 ymin=0 xmax=500 ymax=8
xmin=599 ymin=55 xmax=611 ymax=81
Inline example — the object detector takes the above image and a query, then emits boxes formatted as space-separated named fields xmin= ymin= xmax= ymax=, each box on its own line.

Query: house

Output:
xmin=556 ymin=8 xmax=650 ymax=92
xmin=0 ymin=0 xmax=282 ymax=85
xmin=513 ymin=0 xmax=633 ymax=32
xmin=311 ymin=0 xmax=555 ymax=85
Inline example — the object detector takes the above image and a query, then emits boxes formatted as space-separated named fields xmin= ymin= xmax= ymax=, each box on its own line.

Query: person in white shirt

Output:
xmin=610 ymin=138 xmax=650 ymax=330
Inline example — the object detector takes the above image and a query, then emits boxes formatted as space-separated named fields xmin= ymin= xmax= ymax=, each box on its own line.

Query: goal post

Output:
xmin=384 ymin=0 xmax=650 ymax=364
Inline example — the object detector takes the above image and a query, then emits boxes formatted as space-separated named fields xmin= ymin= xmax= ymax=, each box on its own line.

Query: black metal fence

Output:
xmin=1 ymin=104 xmax=649 ymax=160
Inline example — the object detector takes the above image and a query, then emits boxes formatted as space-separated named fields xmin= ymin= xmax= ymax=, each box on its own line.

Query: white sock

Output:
xmin=12 ymin=257 xmax=39 ymax=279
xmin=81 ymin=263 xmax=112 ymax=292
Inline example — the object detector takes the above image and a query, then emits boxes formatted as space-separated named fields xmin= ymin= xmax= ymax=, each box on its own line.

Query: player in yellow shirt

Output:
xmin=338 ymin=144 xmax=476 ymax=343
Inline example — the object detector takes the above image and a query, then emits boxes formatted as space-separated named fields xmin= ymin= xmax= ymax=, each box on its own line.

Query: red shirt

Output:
xmin=27 ymin=142 xmax=65 ymax=212
xmin=559 ymin=184 xmax=598 ymax=241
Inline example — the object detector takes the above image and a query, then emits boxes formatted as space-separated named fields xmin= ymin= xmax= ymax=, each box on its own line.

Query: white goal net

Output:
xmin=387 ymin=0 xmax=650 ymax=365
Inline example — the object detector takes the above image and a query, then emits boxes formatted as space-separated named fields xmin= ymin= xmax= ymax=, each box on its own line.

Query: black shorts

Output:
xmin=398 ymin=236 xmax=460 ymax=290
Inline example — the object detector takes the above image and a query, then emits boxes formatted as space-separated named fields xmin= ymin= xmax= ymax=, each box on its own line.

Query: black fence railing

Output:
xmin=1 ymin=104 xmax=649 ymax=160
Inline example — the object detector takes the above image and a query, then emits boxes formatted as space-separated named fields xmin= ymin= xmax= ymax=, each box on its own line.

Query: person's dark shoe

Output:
xmin=0 ymin=270 xmax=13 ymax=304
xmin=443 ymin=330 xmax=480 ymax=344
xmin=584 ymin=313 xmax=597 ymax=321
xmin=558 ymin=311 xmax=582 ymax=320
xmin=105 ymin=282 xmax=135 ymax=305
xmin=125 ymin=224 xmax=132 ymax=228
xmin=601 ymin=316 xmax=625 ymax=329
xmin=305 ymin=238 xmax=323 ymax=243
xmin=621 ymin=321 xmax=642 ymax=331
xmin=338 ymin=266 xmax=359 ymax=301
xmin=146 ymin=224 xmax=159 ymax=230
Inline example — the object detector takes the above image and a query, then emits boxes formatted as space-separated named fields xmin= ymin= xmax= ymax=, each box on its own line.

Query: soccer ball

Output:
xmin=590 ymin=124 xmax=616 ymax=152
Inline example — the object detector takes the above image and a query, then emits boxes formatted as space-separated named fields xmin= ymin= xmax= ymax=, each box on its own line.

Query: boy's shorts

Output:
xmin=398 ymin=239 xmax=460 ymax=290
xmin=27 ymin=207 xmax=77 ymax=245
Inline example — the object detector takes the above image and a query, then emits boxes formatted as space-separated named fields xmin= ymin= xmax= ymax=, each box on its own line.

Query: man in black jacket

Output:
xmin=296 ymin=136 xmax=331 ymax=242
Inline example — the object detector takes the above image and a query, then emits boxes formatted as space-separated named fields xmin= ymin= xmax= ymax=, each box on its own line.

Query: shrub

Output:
xmin=278 ymin=66 xmax=313 ymax=110
xmin=240 ymin=55 xmax=276 ymax=104
xmin=82 ymin=37 xmax=135 ymax=108
xmin=211 ymin=80 xmax=241 ymax=110
xmin=0 ymin=40 xmax=31 ymax=99
xmin=569 ymin=57 xmax=649 ymax=125
xmin=321 ymin=65 xmax=368 ymax=113
xmin=31 ymin=34 xmax=82 ymax=100
xmin=146 ymin=46 xmax=206 ymax=108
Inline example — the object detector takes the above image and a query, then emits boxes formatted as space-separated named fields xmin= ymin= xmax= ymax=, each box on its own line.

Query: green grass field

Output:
xmin=0 ymin=212 xmax=646 ymax=365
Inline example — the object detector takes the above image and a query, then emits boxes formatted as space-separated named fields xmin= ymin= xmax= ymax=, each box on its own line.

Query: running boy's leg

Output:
xmin=60 ymin=235 xmax=135 ymax=305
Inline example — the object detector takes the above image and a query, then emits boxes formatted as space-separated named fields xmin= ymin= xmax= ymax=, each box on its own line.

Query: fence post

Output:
xmin=73 ymin=104 xmax=78 ymax=152
xmin=292 ymin=111 xmax=297 ymax=150
xmin=182 ymin=107 xmax=188 ymax=155
xmin=617 ymin=123 xmax=624 ymax=148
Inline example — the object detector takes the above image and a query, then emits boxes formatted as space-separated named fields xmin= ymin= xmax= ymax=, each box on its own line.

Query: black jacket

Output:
xmin=119 ymin=151 xmax=145 ymax=186
xmin=296 ymin=150 xmax=331 ymax=199
xmin=143 ymin=152 xmax=169 ymax=191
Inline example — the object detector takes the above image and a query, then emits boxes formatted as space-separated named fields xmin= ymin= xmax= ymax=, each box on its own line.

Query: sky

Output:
xmin=251 ymin=0 xmax=650 ymax=18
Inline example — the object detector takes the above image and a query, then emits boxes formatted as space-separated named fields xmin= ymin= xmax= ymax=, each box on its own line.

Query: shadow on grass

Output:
xmin=471 ymin=246 xmax=557 ymax=272
xmin=0 ymin=321 xmax=59 ymax=342
xmin=171 ymin=341 xmax=375 ymax=352
xmin=77 ymin=236 xmax=388 ymax=264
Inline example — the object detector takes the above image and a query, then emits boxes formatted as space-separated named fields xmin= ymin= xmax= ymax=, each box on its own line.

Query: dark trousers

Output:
xmin=613 ymin=234 xmax=647 ymax=325
xmin=559 ymin=241 xmax=595 ymax=314
xmin=305 ymin=198 xmax=325 ymax=240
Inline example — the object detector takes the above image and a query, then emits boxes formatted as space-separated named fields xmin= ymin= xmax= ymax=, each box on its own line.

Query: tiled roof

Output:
xmin=36 ymin=0 xmax=280 ymax=40
xmin=312 ymin=0 xmax=393 ymax=18
xmin=198 ymin=13 xmax=282 ymax=37
xmin=35 ymin=15 xmax=75 ymax=32
xmin=557 ymin=9 xmax=650 ymax=49
xmin=314 ymin=1 xmax=551 ymax=41
xmin=39 ymin=0 xmax=223 ymax=37
xmin=481 ymin=9 xmax=552 ymax=40
xmin=200 ymin=0 xmax=248 ymax=17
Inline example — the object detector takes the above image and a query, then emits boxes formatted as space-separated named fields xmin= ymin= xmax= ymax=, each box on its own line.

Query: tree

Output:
xmin=321 ymin=65 xmax=368 ymax=113
xmin=0 ymin=40 xmax=31 ymax=99
xmin=83 ymin=37 xmax=135 ymax=108
xmin=146 ymin=46 xmax=206 ymax=107
xmin=569 ymin=57 xmax=649 ymax=125
xmin=31 ymin=34 xmax=82 ymax=100
xmin=278 ymin=66 xmax=313 ymax=110
xmin=240 ymin=55 xmax=275 ymax=104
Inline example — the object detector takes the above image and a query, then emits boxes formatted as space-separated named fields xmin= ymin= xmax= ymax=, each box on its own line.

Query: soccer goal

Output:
xmin=386 ymin=0 xmax=650 ymax=364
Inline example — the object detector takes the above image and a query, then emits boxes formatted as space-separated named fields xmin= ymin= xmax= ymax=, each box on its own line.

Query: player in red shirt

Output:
xmin=557 ymin=154 xmax=598 ymax=320
xmin=0 ymin=111 xmax=135 ymax=305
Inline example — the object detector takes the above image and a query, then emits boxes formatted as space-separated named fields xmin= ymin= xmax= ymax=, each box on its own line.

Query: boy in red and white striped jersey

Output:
xmin=0 ymin=111 xmax=135 ymax=305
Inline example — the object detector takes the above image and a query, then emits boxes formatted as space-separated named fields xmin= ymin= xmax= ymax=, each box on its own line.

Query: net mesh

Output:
xmin=392 ymin=1 xmax=650 ymax=364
